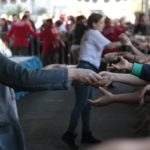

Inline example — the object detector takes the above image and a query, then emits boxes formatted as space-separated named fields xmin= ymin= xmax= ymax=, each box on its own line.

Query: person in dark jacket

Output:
xmin=70 ymin=15 xmax=88 ymax=64
xmin=0 ymin=52 xmax=102 ymax=150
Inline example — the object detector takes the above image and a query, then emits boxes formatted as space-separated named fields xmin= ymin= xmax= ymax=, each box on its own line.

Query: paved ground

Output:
xmin=17 ymin=83 xmax=140 ymax=150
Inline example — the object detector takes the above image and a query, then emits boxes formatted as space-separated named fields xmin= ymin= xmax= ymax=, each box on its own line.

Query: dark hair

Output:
xmin=46 ymin=18 xmax=53 ymax=25
xmin=87 ymin=13 xmax=103 ymax=28
xmin=76 ymin=15 xmax=86 ymax=23
xmin=55 ymin=20 xmax=63 ymax=27
xmin=68 ymin=15 xmax=75 ymax=23
xmin=21 ymin=14 xmax=28 ymax=20
xmin=105 ymin=17 xmax=111 ymax=24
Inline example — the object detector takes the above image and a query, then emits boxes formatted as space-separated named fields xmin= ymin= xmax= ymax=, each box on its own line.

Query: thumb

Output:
xmin=111 ymin=64 xmax=119 ymax=69
xmin=119 ymin=56 xmax=125 ymax=62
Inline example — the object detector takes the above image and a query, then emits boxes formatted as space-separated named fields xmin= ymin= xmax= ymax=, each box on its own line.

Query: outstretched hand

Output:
xmin=120 ymin=33 xmax=132 ymax=46
xmin=88 ymin=87 xmax=114 ymax=106
xmin=111 ymin=56 xmax=131 ymax=71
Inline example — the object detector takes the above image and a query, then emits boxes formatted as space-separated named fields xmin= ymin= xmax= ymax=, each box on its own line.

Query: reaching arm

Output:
xmin=99 ymin=71 xmax=148 ymax=86
xmin=0 ymin=54 xmax=102 ymax=91
xmin=105 ymin=41 xmax=122 ymax=49
xmin=88 ymin=87 xmax=150 ymax=106
xmin=128 ymin=43 xmax=145 ymax=56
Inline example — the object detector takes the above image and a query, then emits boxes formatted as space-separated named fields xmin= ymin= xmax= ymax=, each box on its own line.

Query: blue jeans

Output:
xmin=67 ymin=61 xmax=98 ymax=134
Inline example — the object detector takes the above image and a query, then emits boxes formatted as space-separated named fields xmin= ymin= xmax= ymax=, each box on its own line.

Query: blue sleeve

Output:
xmin=139 ymin=64 xmax=150 ymax=82
xmin=0 ymin=54 xmax=68 ymax=91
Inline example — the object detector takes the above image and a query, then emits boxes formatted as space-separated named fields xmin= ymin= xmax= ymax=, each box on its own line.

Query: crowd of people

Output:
xmin=1 ymin=9 xmax=150 ymax=150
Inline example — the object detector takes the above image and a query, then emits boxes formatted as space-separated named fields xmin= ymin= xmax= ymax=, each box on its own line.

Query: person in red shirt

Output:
xmin=5 ymin=14 xmax=37 ymax=55
xmin=102 ymin=17 xmax=120 ymax=55
xmin=116 ymin=17 xmax=126 ymax=36
xmin=39 ymin=18 xmax=64 ymax=66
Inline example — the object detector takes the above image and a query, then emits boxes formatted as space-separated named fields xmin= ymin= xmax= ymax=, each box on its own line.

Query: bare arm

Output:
xmin=99 ymin=71 xmax=148 ymax=86
xmin=128 ymin=43 xmax=145 ymax=56
xmin=112 ymin=73 xmax=148 ymax=86
xmin=105 ymin=41 xmax=122 ymax=49
xmin=88 ymin=87 xmax=150 ymax=106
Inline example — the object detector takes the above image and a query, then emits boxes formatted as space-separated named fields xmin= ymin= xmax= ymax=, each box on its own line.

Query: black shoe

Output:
xmin=81 ymin=131 xmax=101 ymax=144
xmin=61 ymin=131 xmax=79 ymax=149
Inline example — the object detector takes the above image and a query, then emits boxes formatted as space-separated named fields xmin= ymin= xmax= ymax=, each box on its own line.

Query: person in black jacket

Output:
xmin=70 ymin=15 xmax=88 ymax=64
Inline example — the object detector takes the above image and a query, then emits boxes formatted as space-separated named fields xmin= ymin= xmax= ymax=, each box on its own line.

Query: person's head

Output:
xmin=138 ymin=12 xmax=147 ymax=25
xmin=105 ymin=17 xmax=112 ymax=25
xmin=87 ymin=13 xmax=105 ymax=31
xmin=55 ymin=20 xmax=63 ymax=27
xmin=12 ymin=14 xmax=19 ymax=22
xmin=24 ymin=11 xmax=31 ymax=18
xmin=21 ymin=14 xmax=29 ymax=21
xmin=76 ymin=15 xmax=86 ymax=25
xmin=0 ymin=18 xmax=7 ymax=26
xmin=45 ymin=18 xmax=53 ymax=26
xmin=67 ymin=15 xmax=75 ymax=24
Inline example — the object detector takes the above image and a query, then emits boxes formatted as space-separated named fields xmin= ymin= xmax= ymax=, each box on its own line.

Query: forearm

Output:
xmin=113 ymin=89 xmax=150 ymax=104
xmin=113 ymin=90 xmax=141 ymax=103
xmin=129 ymin=44 xmax=145 ymax=56
xmin=113 ymin=73 xmax=148 ymax=86
xmin=105 ymin=41 xmax=122 ymax=49
xmin=0 ymin=54 xmax=68 ymax=91
xmin=134 ymin=55 xmax=147 ymax=62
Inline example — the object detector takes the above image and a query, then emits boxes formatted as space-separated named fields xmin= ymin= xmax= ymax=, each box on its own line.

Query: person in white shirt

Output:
xmin=62 ymin=13 xmax=127 ymax=150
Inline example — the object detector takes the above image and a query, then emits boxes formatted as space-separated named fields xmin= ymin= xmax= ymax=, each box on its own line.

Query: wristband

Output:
xmin=131 ymin=63 xmax=143 ymax=77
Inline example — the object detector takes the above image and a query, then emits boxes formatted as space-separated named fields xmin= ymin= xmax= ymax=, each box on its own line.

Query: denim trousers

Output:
xmin=68 ymin=61 xmax=98 ymax=134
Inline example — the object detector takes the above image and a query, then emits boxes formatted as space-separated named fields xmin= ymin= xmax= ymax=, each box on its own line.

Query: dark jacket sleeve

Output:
xmin=0 ymin=54 xmax=68 ymax=91
xmin=139 ymin=64 xmax=150 ymax=82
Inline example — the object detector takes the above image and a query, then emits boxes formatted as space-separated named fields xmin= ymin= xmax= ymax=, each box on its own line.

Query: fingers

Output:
xmin=98 ymin=72 xmax=113 ymax=86
xmin=87 ymin=72 xmax=102 ymax=85
xmin=111 ymin=64 xmax=120 ymax=70
xmin=119 ymin=56 xmax=125 ymax=62
xmin=139 ymin=85 xmax=150 ymax=105
xmin=99 ymin=86 xmax=112 ymax=95
xmin=82 ymin=71 xmax=103 ymax=86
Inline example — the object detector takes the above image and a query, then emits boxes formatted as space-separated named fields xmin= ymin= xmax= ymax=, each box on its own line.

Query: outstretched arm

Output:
xmin=88 ymin=87 xmax=150 ymax=106
xmin=0 ymin=54 xmax=102 ymax=91
xmin=99 ymin=71 xmax=148 ymax=86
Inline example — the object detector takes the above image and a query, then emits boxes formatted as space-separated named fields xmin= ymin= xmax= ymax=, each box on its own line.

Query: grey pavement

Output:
xmin=17 ymin=83 xmax=140 ymax=150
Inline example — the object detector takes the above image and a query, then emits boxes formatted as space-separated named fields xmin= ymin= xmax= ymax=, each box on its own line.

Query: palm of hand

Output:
xmin=88 ymin=87 xmax=114 ymax=106
xmin=112 ymin=57 xmax=129 ymax=70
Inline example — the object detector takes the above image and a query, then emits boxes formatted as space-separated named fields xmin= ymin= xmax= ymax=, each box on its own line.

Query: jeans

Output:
xmin=68 ymin=60 xmax=98 ymax=134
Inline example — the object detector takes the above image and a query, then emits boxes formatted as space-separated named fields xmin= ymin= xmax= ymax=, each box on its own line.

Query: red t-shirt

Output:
xmin=5 ymin=20 xmax=37 ymax=48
